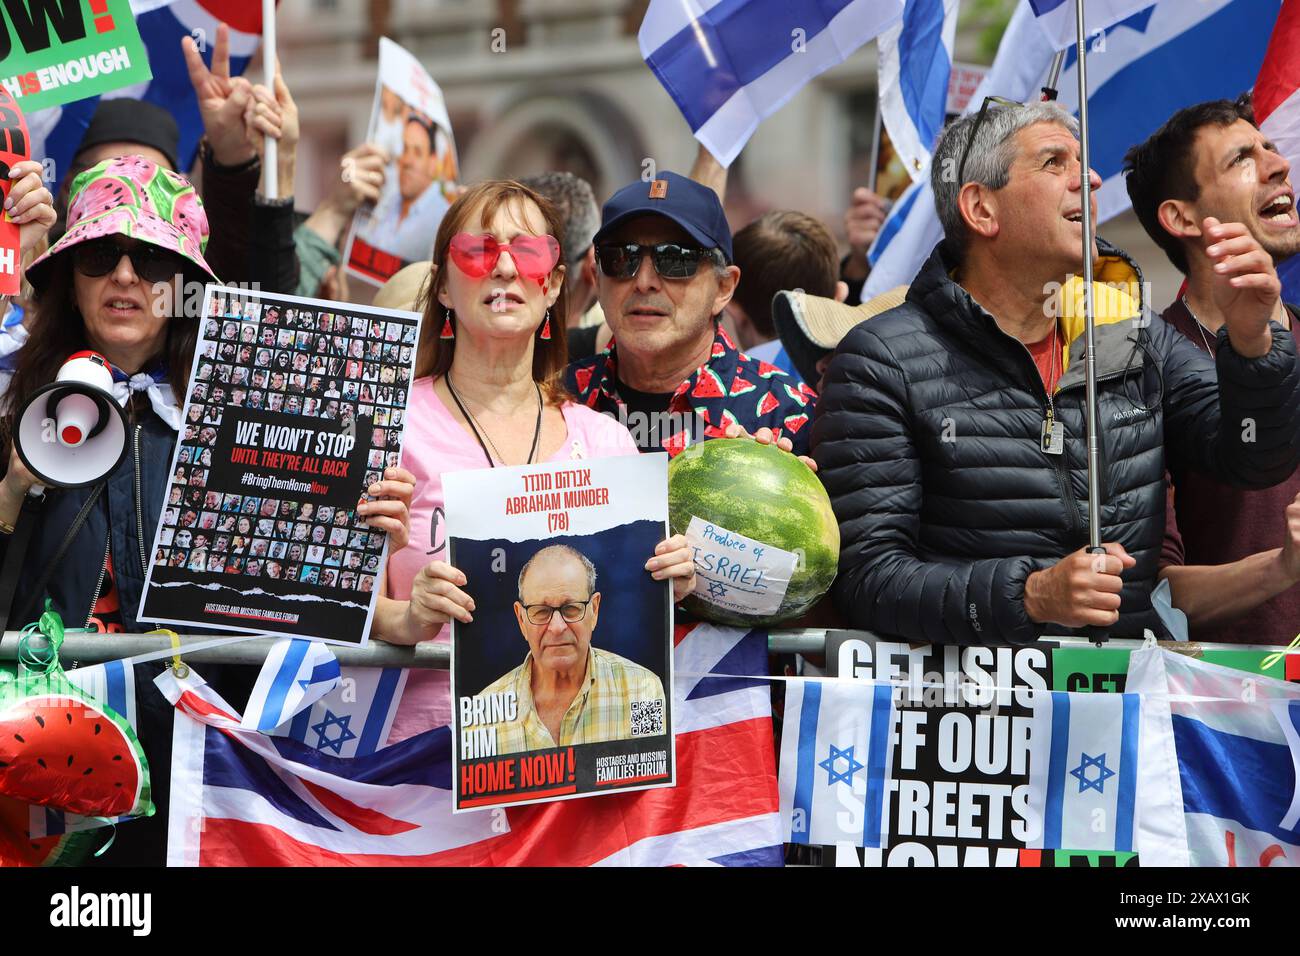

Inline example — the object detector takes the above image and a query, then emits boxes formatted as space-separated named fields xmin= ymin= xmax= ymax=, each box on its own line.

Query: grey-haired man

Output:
xmin=812 ymin=99 xmax=1300 ymax=643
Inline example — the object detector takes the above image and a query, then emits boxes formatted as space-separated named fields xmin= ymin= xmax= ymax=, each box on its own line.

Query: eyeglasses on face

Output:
xmin=594 ymin=242 xmax=722 ymax=280
xmin=71 ymin=237 xmax=180 ymax=284
xmin=447 ymin=232 xmax=560 ymax=281
xmin=520 ymin=596 xmax=594 ymax=626
xmin=956 ymin=95 xmax=1025 ymax=189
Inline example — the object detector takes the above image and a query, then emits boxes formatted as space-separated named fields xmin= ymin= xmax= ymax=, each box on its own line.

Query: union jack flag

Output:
xmin=159 ymin=623 xmax=783 ymax=866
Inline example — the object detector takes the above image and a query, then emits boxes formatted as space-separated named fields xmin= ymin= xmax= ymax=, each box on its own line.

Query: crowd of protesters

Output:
xmin=0 ymin=20 xmax=1298 ymax=865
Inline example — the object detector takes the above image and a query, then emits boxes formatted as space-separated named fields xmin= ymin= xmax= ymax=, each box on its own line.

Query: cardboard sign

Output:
xmin=344 ymin=37 xmax=458 ymax=284
xmin=0 ymin=0 xmax=152 ymax=113
xmin=444 ymin=454 xmax=675 ymax=812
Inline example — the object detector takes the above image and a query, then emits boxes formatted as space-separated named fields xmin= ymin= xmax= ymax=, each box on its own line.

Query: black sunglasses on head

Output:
xmin=956 ymin=95 xmax=1024 ymax=189
xmin=595 ymin=242 xmax=722 ymax=280
xmin=71 ymin=237 xmax=181 ymax=284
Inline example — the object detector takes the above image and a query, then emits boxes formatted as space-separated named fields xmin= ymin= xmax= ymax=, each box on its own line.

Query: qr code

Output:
xmin=630 ymin=699 xmax=664 ymax=736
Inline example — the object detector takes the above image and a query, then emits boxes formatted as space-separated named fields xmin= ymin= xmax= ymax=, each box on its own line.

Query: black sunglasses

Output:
xmin=71 ymin=237 xmax=181 ymax=284
xmin=956 ymin=95 xmax=1024 ymax=189
xmin=595 ymin=242 xmax=722 ymax=280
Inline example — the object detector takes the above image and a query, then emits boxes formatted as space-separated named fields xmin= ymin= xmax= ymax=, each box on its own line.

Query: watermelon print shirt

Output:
xmin=564 ymin=324 xmax=817 ymax=457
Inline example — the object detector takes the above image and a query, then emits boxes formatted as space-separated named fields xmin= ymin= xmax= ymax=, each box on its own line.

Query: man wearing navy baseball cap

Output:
xmin=564 ymin=171 xmax=816 ymax=456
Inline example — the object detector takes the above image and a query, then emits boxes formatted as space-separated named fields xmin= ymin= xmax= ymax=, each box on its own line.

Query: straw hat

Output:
xmin=771 ymin=284 xmax=909 ymax=386
xmin=373 ymin=261 xmax=432 ymax=312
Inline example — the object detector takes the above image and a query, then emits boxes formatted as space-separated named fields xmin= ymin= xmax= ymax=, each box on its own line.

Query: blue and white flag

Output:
xmin=66 ymin=658 xmax=137 ymax=732
xmin=639 ymin=0 xmax=905 ymax=167
xmin=864 ymin=0 xmax=1280 ymax=301
xmin=1026 ymin=0 xmax=1160 ymax=51
xmin=778 ymin=678 xmax=895 ymax=848
xmin=1128 ymin=647 xmax=1300 ymax=866
xmin=864 ymin=0 xmax=1056 ymax=298
xmin=274 ymin=666 xmax=408 ymax=759
xmin=877 ymin=0 xmax=961 ymax=181
xmin=1026 ymin=690 xmax=1140 ymax=853
xmin=242 ymin=638 xmax=341 ymax=733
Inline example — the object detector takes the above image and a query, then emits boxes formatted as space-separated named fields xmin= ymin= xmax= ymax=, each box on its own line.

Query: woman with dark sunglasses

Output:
xmin=372 ymin=179 xmax=696 ymax=746
xmin=0 ymin=158 xmax=414 ymax=864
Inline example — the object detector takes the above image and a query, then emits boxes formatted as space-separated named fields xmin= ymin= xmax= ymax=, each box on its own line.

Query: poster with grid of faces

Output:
xmin=139 ymin=286 xmax=421 ymax=645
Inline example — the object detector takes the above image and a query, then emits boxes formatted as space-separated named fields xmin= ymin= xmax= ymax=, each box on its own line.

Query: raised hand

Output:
xmin=1203 ymin=216 xmax=1282 ymax=359
xmin=183 ymin=23 xmax=254 ymax=166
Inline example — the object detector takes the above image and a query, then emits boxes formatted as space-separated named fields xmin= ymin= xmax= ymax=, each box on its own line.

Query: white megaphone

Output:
xmin=15 ymin=351 xmax=128 ymax=488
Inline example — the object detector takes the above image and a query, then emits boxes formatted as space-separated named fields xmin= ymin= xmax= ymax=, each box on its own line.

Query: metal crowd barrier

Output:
xmin=2 ymin=628 xmax=1272 ymax=669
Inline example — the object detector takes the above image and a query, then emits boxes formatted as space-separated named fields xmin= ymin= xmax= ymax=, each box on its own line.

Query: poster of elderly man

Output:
xmin=345 ymin=36 xmax=459 ymax=284
xmin=444 ymin=454 xmax=675 ymax=812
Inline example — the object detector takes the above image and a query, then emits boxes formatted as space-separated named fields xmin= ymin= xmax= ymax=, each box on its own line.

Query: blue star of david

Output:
xmin=706 ymin=580 xmax=729 ymax=599
xmin=1070 ymin=751 xmax=1115 ymax=794
xmin=818 ymin=744 xmax=864 ymax=787
xmin=310 ymin=710 xmax=357 ymax=754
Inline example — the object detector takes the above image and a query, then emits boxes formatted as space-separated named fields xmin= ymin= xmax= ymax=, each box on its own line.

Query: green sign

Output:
xmin=0 ymin=0 xmax=151 ymax=113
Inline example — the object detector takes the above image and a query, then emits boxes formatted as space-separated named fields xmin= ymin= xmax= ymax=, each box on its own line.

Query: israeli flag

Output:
xmin=778 ymin=679 xmax=895 ymax=848
xmin=242 ymin=638 xmax=341 ymax=733
xmin=1026 ymin=691 xmax=1140 ymax=853
xmin=1128 ymin=647 xmax=1300 ymax=866
xmin=877 ymin=0 xmax=961 ymax=181
xmin=864 ymin=0 xmax=1279 ymax=302
xmin=639 ymin=0 xmax=905 ymax=167
xmin=274 ymin=666 xmax=409 ymax=759
xmin=66 ymin=659 xmax=136 ymax=731
xmin=864 ymin=0 xmax=1056 ymax=299
xmin=1027 ymin=0 xmax=1165 ymax=51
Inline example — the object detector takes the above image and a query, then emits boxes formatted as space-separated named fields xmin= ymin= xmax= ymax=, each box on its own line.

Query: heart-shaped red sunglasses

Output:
xmin=447 ymin=232 xmax=561 ymax=283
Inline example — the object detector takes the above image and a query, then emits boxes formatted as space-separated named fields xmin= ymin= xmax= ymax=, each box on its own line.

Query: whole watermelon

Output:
xmin=668 ymin=438 xmax=839 ymax=625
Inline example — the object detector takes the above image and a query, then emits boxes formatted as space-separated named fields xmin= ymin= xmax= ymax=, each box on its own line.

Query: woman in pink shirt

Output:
xmin=373 ymin=181 xmax=696 ymax=741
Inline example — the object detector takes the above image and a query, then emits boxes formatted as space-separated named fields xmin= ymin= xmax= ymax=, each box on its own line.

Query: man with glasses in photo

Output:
xmin=565 ymin=171 xmax=817 ymax=455
xmin=478 ymin=544 xmax=664 ymax=752
xmin=813 ymin=98 xmax=1300 ymax=642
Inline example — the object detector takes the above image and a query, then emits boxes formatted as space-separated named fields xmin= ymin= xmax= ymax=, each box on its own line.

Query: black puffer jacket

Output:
xmin=812 ymin=240 xmax=1300 ymax=643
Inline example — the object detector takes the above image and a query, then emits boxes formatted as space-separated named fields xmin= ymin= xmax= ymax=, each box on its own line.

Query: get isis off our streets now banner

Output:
xmin=444 ymin=453 xmax=675 ymax=812
xmin=809 ymin=634 xmax=1288 ymax=867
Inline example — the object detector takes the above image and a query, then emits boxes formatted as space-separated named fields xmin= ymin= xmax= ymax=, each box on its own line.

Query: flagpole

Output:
xmin=1073 ymin=0 xmax=1103 ymax=558
xmin=262 ymin=0 xmax=278 ymax=199
xmin=1040 ymin=49 xmax=1066 ymax=101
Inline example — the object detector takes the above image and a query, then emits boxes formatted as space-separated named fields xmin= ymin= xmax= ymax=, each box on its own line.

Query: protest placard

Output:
xmin=138 ymin=285 xmax=421 ymax=645
xmin=444 ymin=453 xmax=675 ymax=812
xmin=344 ymin=36 xmax=457 ymax=284
xmin=817 ymin=634 xmax=1285 ymax=867
xmin=0 ymin=0 xmax=151 ymax=113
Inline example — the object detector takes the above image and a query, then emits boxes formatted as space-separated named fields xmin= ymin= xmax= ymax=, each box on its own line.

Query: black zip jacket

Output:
xmin=812 ymin=240 xmax=1300 ymax=643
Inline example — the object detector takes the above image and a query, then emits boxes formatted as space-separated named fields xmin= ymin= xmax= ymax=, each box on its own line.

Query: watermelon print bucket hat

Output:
xmin=27 ymin=154 xmax=216 ymax=290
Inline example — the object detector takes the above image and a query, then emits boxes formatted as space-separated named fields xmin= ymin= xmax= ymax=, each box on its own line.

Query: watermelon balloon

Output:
xmin=0 ymin=693 xmax=150 ymax=819
xmin=0 ymin=607 xmax=151 ymax=823
xmin=668 ymin=438 xmax=839 ymax=625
